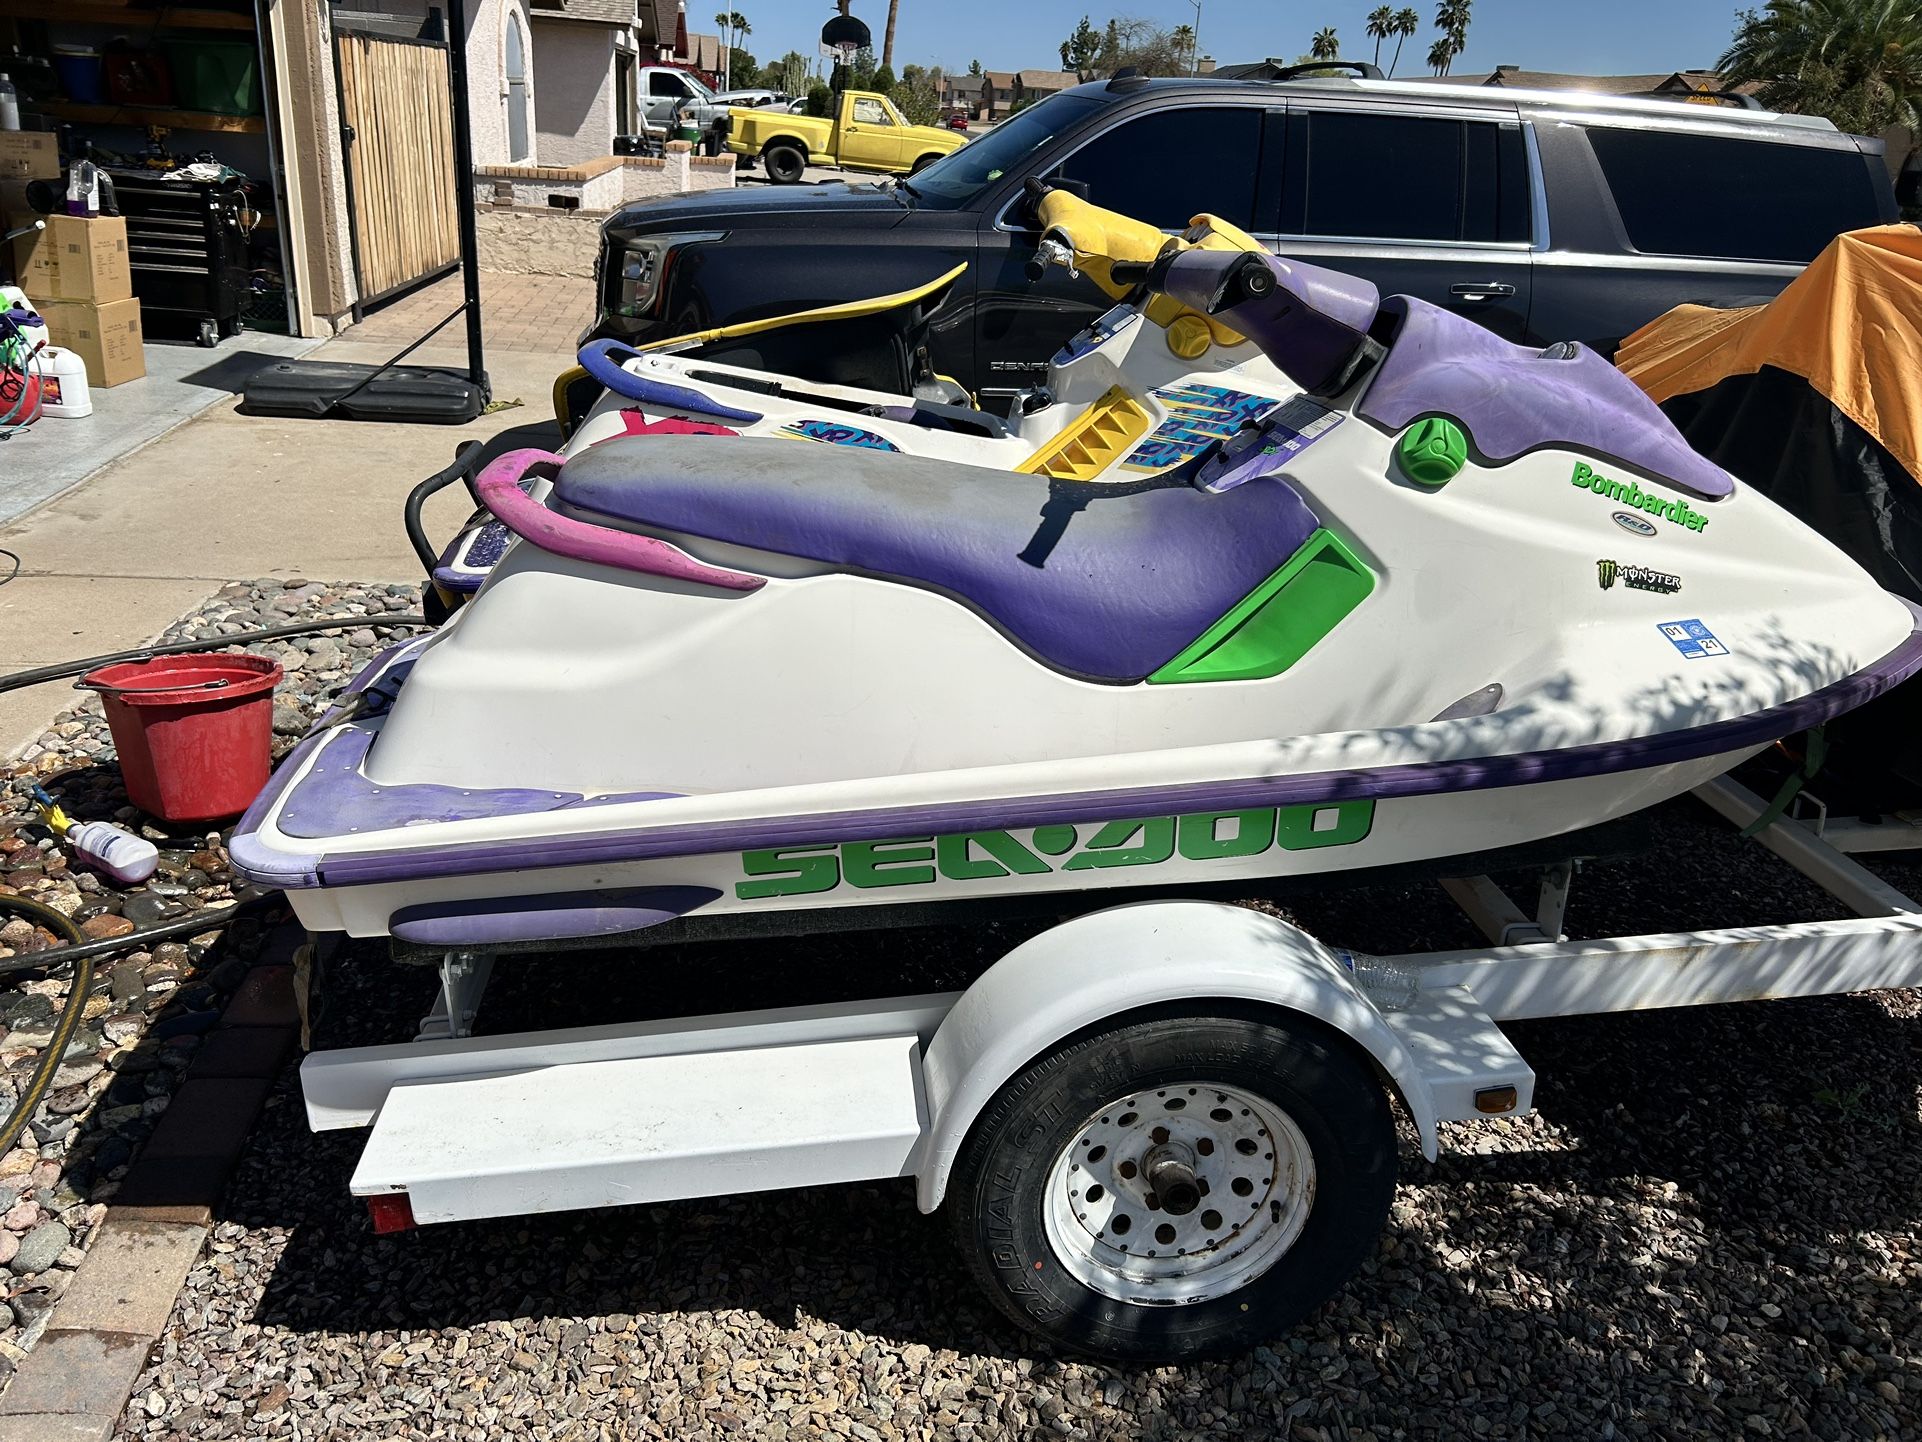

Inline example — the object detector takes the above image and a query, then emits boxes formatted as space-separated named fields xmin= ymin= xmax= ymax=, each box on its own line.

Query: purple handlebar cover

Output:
xmin=476 ymin=448 xmax=766 ymax=592
xmin=1161 ymin=250 xmax=1379 ymax=394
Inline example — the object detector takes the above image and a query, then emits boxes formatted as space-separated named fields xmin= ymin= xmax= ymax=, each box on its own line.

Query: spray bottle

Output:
xmin=28 ymin=784 xmax=159 ymax=886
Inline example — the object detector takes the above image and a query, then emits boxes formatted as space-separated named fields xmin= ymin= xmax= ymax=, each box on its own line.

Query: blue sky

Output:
xmin=738 ymin=0 xmax=1746 ymax=83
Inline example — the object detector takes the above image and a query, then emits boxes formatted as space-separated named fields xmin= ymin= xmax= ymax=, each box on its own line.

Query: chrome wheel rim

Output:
xmin=1041 ymin=1081 xmax=1316 ymax=1306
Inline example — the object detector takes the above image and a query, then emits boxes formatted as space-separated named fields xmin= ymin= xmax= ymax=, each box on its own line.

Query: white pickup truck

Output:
xmin=636 ymin=64 xmax=783 ymax=138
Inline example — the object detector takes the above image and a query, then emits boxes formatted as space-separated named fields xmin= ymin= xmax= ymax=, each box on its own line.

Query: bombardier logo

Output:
xmin=1572 ymin=462 xmax=1709 ymax=533
xmin=1598 ymin=558 xmax=1681 ymax=594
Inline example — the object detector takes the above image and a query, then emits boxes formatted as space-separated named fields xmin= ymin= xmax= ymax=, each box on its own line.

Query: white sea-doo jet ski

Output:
xmin=234 ymin=232 xmax=1922 ymax=945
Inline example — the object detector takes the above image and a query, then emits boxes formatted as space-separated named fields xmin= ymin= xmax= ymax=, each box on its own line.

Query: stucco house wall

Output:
xmin=462 ymin=0 xmax=539 ymax=168
xmin=529 ymin=20 xmax=621 ymax=168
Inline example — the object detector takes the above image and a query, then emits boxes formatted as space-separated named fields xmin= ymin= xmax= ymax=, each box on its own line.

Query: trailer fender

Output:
xmin=914 ymin=900 xmax=1439 ymax=1212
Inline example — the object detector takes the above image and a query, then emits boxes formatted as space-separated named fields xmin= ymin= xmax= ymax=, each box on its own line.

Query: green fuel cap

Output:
xmin=1397 ymin=417 xmax=1469 ymax=487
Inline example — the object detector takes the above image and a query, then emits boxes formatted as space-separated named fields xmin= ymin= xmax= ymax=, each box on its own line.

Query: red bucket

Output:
xmin=79 ymin=653 xmax=284 ymax=824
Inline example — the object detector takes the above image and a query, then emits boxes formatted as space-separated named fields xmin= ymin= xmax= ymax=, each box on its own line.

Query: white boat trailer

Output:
xmin=300 ymin=776 xmax=1922 ymax=1360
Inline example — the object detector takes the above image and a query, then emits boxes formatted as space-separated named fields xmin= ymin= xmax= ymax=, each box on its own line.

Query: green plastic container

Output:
xmin=163 ymin=40 xmax=261 ymax=116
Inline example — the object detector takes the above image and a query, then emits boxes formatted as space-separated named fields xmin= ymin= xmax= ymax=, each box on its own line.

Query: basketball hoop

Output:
xmin=820 ymin=11 xmax=870 ymax=60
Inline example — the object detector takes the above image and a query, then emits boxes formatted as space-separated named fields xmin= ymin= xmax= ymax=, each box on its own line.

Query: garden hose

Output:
xmin=0 ymin=614 xmax=430 ymax=697
xmin=0 ymin=894 xmax=91 ymax=1157
xmin=0 ymin=902 xmax=246 ymax=981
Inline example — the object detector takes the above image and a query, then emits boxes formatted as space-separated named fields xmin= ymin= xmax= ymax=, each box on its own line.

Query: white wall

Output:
xmin=459 ymin=0 xmax=538 ymax=169
xmin=530 ymin=20 xmax=618 ymax=168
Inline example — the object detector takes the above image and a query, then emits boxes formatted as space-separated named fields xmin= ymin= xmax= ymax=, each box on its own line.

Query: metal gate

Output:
xmin=334 ymin=27 xmax=461 ymax=306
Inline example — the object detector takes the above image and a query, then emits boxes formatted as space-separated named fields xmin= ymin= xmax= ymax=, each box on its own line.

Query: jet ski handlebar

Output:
xmin=1159 ymin=249 xmax=1383 ymax=396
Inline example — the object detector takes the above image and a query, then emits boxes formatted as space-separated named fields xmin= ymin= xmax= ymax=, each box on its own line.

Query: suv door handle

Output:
xmin=1450 ymin=282 xmax=1517 ymax=302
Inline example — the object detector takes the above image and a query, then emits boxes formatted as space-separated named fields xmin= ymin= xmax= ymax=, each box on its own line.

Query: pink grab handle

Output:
xmin=474 ymin=448 xmax=766 ymax=593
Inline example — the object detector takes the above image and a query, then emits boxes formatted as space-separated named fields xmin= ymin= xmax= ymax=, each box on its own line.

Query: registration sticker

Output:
xmin=1658 ymin=619 xmax=1728 ymax=659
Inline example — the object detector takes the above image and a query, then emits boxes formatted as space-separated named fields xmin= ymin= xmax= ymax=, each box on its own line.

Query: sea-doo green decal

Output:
xmin=1569 ymin=462 xmax=1709 ymax=532
xmin=733 ymin=800 xmax=1375 ymax=899
xmin=1396 ymin=417 xmax=1468 ymax=487
xmin=1147 ymin=529 xmax=1375 ymax=685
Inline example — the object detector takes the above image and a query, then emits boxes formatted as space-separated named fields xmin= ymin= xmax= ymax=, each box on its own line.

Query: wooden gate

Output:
xmin=334 ymin=29 xmax=461 ymax=305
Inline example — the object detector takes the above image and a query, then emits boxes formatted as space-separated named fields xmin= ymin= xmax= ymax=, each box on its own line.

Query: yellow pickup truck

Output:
xmin=726 ymin=89 xmax=968 ymax=184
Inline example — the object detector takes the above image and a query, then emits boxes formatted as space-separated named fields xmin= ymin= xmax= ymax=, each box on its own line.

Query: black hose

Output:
xmin=0 ymin=896 xmax=92 ymax=1156
xmin=0 ymin=902 xmax=246 ymax=979
xmin=0 ymin=615 xmax=430 ymax=697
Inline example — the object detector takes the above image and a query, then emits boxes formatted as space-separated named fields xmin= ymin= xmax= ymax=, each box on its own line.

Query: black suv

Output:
xmin=590 ymin=71 xmax=1897 ymax=404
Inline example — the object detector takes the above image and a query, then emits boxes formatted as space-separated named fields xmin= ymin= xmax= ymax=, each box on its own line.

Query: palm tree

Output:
xmin=1311 ymin=26 xmax=1340 ymax=60
xmin=1172 ymin=22 xmax=1196 ymax=73
xmin=713 ymin=10 xmax=751 ymax=88
xmin=1433 ymin=0 xmax=1471 ymax=72
xmin=1388 ymin=7 xmax=1419 ymax=75
xmin=1427 ymin=36 xmax=1454 ymax=75
xmin=1365 ymin=5 xmax=1395 ymax=66
xmin=1719 ymin=0 xmax=1922 ymax=135
xmin=882 ymin=0 xmax=899 ymax=68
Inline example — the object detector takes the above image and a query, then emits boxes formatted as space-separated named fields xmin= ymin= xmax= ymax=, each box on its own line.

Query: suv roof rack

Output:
xmin=1622 ymin=87 xmax=1763 ymax=110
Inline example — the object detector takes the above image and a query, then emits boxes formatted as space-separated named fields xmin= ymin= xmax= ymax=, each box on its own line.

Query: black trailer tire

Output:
xmin=763 ymin=143 xmax=806 ymax=183
xmin=947 ymin=1008 xmax=1395 ymax=1362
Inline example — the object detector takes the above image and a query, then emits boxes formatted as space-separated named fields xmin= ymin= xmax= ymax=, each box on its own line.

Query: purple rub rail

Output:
xmin=476 ymin=448 xmax=767 ymax=592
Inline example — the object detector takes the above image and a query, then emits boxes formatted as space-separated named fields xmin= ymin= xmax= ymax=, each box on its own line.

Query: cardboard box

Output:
xmin=39 ymin=297 xmax=145 ymax=388
xmin=13 ymin=215 xmax=133 ymax=304
xmin=0 ymin=132 xmax=58 ymax=232
xmin=0 ymin=131 xmax=60 ymax=185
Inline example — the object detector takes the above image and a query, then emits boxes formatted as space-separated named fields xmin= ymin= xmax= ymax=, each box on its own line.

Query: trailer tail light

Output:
xmin=1474 ymin=1086 xmax=1518 ymax=1115
xmin=365 ymin=1193 xmax=417 ymax=1234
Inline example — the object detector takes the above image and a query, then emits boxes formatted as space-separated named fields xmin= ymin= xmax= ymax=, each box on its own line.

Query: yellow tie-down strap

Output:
xmin=552 ymin=263 xmax=972 ymax=434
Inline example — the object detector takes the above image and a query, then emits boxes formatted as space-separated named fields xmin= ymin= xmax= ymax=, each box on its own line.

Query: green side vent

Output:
xmin=1148 ymin=529 xmax=1375 ymax=685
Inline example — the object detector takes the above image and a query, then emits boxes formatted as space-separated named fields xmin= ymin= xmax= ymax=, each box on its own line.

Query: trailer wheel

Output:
xmin=763 ymin=143 xmax=806 ymax=183
xmin=947 ymin=1010 xmax=1395 ymax=1361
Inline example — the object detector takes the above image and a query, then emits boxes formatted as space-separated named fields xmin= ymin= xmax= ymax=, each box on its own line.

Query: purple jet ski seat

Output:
xmin=553 ymin=435 xmax=1322 ymax=681
xmin=1359 ymin=296 xmax=1735 ymax=500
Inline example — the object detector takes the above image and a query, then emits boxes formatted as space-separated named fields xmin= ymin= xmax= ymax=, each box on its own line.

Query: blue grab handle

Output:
xmin=576 ymin=337 xmax=764 ymax=423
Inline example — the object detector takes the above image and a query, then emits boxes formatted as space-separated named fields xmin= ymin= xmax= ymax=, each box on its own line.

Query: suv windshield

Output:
xmin=903 ymin=93 xmax=1105 ymax=209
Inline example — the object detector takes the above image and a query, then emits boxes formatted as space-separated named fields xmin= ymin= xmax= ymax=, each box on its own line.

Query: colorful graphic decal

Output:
xmin=1658 ymin=619 xmax=1729 ymax=659
xmin=1610 ymin=511 xmax=1658 ymax=536
xmin=735 ymin=800 xmax=1376 ymax=900
xmin=610 ymin=411 xmax=740 ymax=440
xmin=1597 ymin=559 xmax=1681 ymax=594
xmin=776 ymin=419 xmax=900 ymax=450
xmin=1571 ymin=462 xmax=1709 ymax=533
xmin=1121 ymin=384 xmax=1283 ymax=472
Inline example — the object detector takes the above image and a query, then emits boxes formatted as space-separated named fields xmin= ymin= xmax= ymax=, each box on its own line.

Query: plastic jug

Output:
xmin=35 ymin=347 xmax=91 ymax=417
xmin=65 ymin=159 xmax=99 ymax=217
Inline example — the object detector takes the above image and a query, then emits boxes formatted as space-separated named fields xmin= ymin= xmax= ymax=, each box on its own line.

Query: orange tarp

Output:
xmin=1616 ymin=224 xmax=1922 ymax=484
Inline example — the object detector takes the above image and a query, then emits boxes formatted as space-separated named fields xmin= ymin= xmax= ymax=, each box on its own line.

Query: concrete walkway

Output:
xmin=0 ymin=335 xmax=574 ymax=754
xmin=0 ymin=333 xmax=319 ymax=527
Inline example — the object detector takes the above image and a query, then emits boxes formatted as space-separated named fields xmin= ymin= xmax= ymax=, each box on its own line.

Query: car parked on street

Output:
xmin=591 ymin=69 xmax=1897 ymax=404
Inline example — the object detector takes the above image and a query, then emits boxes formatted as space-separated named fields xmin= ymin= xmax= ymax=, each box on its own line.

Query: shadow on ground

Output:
xmin=199 ymin=800 xmax=1922 ymax=1437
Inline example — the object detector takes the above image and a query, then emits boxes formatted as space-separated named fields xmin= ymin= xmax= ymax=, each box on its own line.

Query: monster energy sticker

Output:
xmin=777 ymin=419 xmax=900 ymax=450
xmin=735 ymin=800 xmax=1376 ymax=899
xmin=1597 ymin=559 xmax=1681 ymax=594
xmin=1121 ymin=384 xmax=1283 ymax=472
xmin=1570 ymin=462 xmax=1709 ymax=533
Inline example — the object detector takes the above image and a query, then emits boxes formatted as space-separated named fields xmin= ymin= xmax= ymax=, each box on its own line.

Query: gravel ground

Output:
xmin=112 ymin=778 xmax=1922 ymax=1438
xmin=0 ymin=580 xmax=423 ymax=1381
